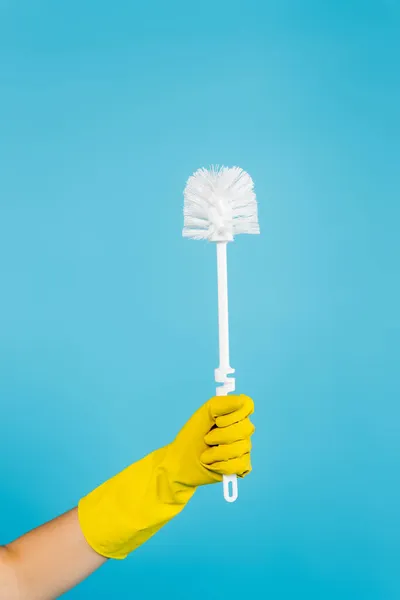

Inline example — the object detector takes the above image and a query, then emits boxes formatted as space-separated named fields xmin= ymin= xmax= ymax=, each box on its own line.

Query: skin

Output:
xmin=0 ymin=509 xmax=106 ymax=600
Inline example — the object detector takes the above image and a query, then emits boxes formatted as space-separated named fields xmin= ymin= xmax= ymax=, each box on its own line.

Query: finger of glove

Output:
xmin=209 ymin=394 xmax=248 ymax=419
xmin=201 ymin=439 xmax=251 ymax=466
xmin=207 ymin=454 xmax=252 ymax=477
xmin=215 ymin=395 xmax=254 ymax=429
xmin=204 ymin=417 xmax=255 ymax=446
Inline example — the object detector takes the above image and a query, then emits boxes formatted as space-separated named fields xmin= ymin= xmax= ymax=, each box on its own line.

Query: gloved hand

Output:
xmin=166 ymin=393 xmax=255 ymax=487
xmin=78 ymin=394 xmax=255 ymax=559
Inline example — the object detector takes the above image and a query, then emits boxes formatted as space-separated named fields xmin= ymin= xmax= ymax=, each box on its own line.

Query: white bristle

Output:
xmin=182 ymin=165 xmax=260 ymax=242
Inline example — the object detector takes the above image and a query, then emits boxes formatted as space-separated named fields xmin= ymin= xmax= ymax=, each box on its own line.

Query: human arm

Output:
xmin=0 ymin=394 xmax=255 ymax=598
xmin=0 ymin=508 xmax=106 ymax=600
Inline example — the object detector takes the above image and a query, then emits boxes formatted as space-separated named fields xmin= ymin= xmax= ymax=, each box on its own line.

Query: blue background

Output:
xmin=0 ymin=1 xmax=399 ymax=598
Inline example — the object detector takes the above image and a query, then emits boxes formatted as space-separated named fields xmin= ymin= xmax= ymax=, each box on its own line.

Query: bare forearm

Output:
xmin=0 ymin=509 xmax=106 ymax=600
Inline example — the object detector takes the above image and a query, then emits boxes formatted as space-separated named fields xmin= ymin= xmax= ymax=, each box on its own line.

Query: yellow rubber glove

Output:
xmin=78 ymin=394 xmax=255 ymax=559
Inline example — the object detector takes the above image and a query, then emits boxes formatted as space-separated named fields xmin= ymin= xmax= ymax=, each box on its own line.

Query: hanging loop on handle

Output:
xmin=223 ymin=474 xmax=238 ymax=503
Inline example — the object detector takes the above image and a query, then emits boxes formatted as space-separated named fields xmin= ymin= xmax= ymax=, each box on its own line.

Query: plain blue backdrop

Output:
xmin=0 ymin=1 xmax=399 ymax=598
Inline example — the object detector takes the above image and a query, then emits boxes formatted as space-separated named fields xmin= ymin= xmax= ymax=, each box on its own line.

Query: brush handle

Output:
xmin=215 ymin=242 xmax=238 ymax=503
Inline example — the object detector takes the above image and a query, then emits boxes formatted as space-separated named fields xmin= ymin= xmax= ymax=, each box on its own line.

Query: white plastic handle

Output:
xmin=223 ymin=474 xmax=238 ymax=503
xmin=215 ymin=242 xmax=239 ymax=503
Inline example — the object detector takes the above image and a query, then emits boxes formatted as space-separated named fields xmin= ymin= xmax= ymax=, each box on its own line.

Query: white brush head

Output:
xmin=183 ymin=165 xmax=260 ymax=242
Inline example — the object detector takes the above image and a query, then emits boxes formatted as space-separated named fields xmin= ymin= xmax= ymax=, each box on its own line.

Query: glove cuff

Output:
xmin=78 ymin=446 xmax=196 ymax=560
